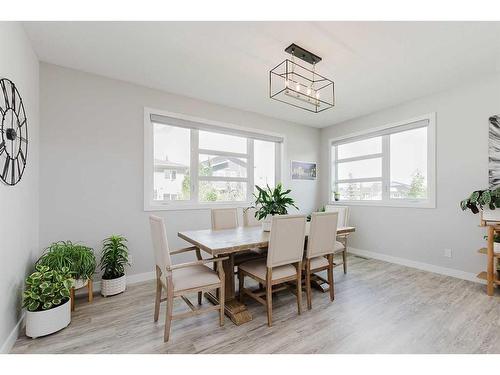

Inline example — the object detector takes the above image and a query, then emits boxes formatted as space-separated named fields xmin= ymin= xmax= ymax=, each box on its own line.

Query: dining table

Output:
xmin=178 ymin=222 xmax=355 ymax=325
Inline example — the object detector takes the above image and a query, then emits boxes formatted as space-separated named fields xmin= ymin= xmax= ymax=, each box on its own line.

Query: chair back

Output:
xmin=306 ymin=212 xmax=339 ymax=259
xmin=149 ymin=215 xmax=172 ymax=271
xmin=243 ymin=207 xmax=260 ymax=227
xmin=324 ymin=205 xmax=350 ymax=227
xmin=211 ymin=208 xmax=238 ymax=230
xmin=267 ymin=215 xmax=307 ymax=268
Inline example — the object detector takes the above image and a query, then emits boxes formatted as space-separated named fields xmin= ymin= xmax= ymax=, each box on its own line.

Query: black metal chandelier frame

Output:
xmin=269 ymin=44 xmax=335 ymax=113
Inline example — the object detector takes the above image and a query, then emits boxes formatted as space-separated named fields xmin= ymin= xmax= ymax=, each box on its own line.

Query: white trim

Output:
xmin=349 ymin=247 xmax=482 ymax=284
xmin=1 ymin=312 xmax=25 ymax=354
xmin=329 ymin=112 xmax=436 ymax=209
xmin=144 ymin=108 xmax=284 ymax=211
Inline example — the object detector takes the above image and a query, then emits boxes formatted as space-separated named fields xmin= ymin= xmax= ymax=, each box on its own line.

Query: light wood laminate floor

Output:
xmin=11 ymin=256 xmax=500 ymax=354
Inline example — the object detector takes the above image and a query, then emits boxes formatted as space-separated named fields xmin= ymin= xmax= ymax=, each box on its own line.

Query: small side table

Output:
xmin=70 ymin=279 xmax=94 ymax=311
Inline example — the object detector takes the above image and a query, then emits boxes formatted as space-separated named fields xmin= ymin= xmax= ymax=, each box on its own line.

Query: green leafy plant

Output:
xmin=251 ymin=183 xmax=298 ymax=221
xmin=37 ymin=241 xmax=96 ymax=280
xmin=460 ymin=188 xmax=500 ymax=214
xmin=100 ymin=235 xmax=130 ymax=280
xmin=307 ymin=206 xmax=326 ymax=222
xmin=22 ymin=265 xmax=73 ymax=312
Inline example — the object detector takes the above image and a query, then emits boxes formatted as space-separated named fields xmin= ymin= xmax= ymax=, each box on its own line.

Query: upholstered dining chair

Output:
xmin=149 ymin=215 xmax=227 ymax=342
xmin=238 ymin=214 xmax=306 ymax=327
xmin=324 ymin=205 xmax=351 ymax=274
xmin=243 ymin=207 xmax=261 ymax=227
xmin=211 ymin=208 xmax=265 ymax=270
xmin=304 ymin=212 xmax=343 ymax=309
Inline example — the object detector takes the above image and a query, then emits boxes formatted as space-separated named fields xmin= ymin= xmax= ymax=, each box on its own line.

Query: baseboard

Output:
xmin=348 ymin=247 xmax=483 ymax=284
xmin=77 ymin=270 xmax=156 ymax=294
xmin=1 ymin=312 xmax=25 ymax=354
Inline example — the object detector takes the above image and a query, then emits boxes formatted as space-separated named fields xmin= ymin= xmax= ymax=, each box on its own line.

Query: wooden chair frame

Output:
xmin=154 ymin=245 xmax=228 ymax=342
xmin=334 ymin=234 xmax=348 ymax=274
xmin=238 ymin=261 xmax=302 ymax=327
xmin=304 ymin=254 xmax=334 ymax=310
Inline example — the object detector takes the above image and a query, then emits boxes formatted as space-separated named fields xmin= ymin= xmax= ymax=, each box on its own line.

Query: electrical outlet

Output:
xmin=444 ymin=248 xmax=452 ymax=258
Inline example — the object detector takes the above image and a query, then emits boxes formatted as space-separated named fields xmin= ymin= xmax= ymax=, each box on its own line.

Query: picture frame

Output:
xmin=291 ymin=160 xmax=317 ymax=180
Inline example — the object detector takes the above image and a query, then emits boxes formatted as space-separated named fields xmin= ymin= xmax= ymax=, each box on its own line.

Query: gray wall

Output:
xmin=39 ymin=63 xmax=321 ymax=279
xmin=0 ymin=23 xmax=39 ymax=352
xmin=320 ymin=74 xmax=500 ymax=276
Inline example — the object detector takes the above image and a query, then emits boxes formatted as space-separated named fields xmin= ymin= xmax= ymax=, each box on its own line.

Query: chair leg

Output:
xmin=238 ymin=270 xmax=244 ymax=303
xmin=342 ymin=249 xmax=347 ymax=274
xmin=198 ymin=292 xmax=202 ymax=305
xmin=164 ymin=279 xmax=173 ymax=342
xmin=305 ymin=260 xmax=312 ymax=310
xmin=296 ymin=262 xmax=302 ymax=315
xmin=266 ymin=268 xmax=273 ymax=327
xmin=328 ymin=254 xmax=335 ymax=301
xmin=154 ymin=273 xmax=162 ymax=322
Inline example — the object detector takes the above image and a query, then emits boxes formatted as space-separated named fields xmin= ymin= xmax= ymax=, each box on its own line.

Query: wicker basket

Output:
xmin=100 ymin=275 xmax=126 ymax=297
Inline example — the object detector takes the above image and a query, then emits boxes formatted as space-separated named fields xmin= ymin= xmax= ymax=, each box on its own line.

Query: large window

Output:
xmin=330 ymin=114 xmax=435 ymax=208
xmin=145 ymin=110 xmax=282 ymax=210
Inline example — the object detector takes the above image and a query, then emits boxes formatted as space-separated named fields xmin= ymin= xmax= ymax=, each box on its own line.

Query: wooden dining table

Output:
xmin=178 ymin=223 xmax=355 ymax=325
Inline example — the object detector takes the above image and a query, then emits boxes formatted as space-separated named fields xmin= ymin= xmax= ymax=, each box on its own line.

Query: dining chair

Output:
xmin=324 ymin=205 xmax=351 ymax=274
xmin=149 ymin=215 xmax=227 ymax=342
xmin=243 ymin=207 xmax=261 ymax=227
xmin=211 ymin=207 xmax=265 ymax=268
xmin=238 ymin=214 xmax=306 ymax=327
xmin=304 ymin=212 xmax=343 ymax=309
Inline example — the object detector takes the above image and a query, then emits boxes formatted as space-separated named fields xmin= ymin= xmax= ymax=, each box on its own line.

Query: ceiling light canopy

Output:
xmin=269 ymin=43 xmax=335 ymax=113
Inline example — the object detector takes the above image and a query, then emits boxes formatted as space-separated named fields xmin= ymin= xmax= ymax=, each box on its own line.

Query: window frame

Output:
xmin=144 ymin=108 xmax=284 ymax=211
xmin=328 ymin=113 xmax=436 ymax=209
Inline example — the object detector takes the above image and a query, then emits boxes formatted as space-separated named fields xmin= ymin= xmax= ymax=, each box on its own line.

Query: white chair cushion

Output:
xmin=172 ymin=264 xmax=220 ymax=292
xmin=333 ymin=241 xmax=345 ymax=253
xmin=309 ymin=256 xmax=329 ymax=270
xmin=239 ymin=259 xmax=297 ymax=281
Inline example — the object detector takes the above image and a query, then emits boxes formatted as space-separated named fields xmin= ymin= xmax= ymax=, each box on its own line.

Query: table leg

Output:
xmin=205 ymin=253 xmax=252 ymax=325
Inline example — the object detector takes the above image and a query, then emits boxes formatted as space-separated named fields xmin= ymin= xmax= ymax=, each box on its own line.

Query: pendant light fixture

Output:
xmin=269 ymin=43 xmax=334 ymax=113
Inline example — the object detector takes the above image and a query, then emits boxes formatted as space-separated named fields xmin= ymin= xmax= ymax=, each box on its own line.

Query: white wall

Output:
xmin=320 ymin=74 xmax=500 ymax=276
xmin=39 ymin=63 xmax=321 ymax=279
xmin=0 ymin=23 xmax=39 ymax=353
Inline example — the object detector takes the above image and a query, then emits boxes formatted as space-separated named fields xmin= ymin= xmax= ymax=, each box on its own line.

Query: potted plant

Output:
xmin=37 ymin=241 xmax=96 ymax=289
xmin=251 ymin=183 xmax=298 ymax=231
xmin=100 ymin=235 xmax=130 ymax=297
xmin=23 ymin=265 xmax=73 ymax=338
xmin=307 ymin=206 xmax=325 ymax=222
xmin=460 ymin=188 xmax=500 ymax=221
xmin=334 ymin=191 xmax=340 ymax=201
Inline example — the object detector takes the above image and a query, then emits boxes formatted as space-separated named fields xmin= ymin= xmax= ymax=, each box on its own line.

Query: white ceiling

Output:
xmin=23 ymin=21 xmax=500 ymax=128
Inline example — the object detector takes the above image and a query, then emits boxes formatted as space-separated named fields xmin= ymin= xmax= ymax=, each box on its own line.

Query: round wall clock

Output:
xmin=0 ymin=78 xmax=28 ymax=186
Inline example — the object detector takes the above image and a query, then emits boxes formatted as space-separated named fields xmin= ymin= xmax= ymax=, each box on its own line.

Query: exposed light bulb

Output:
xmin=316 ymin=92 xmax=320 ymax=99
xmin=296 ymin=84 xmax=300 ymax=92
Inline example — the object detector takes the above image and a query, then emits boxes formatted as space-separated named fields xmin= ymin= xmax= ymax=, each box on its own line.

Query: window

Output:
xmin=330 ymin=114 xmax=435 ymax=208
xmin=145 ymin=109 xmax=283 ymax=210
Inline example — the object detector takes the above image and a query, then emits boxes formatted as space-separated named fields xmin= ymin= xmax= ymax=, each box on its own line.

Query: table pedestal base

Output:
xmin=204 ymin=292 xmax=252 ymax=325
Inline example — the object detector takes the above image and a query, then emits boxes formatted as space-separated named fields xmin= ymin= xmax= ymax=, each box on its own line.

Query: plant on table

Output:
xmin=251 ymin=183 xmax=298 ymax=220
xmin=460 ymin=188 xmax=500 ymax=214
xmin=37 ymin=241 xmax=96 ymax=284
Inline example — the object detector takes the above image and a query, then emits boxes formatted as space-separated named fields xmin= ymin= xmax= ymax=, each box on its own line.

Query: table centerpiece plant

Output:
xmin=251 ymin=183 xmax=298 ymax=231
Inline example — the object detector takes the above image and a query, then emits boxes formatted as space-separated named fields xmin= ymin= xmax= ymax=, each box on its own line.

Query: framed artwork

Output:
xmin=489 ymin=115 xmax=500 ymax=189
xmin=291 ymin=160 xmax=317 ymax=180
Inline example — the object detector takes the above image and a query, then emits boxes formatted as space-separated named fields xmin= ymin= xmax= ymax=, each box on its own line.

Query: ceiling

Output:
xmin=23 ymin=21 xmax=500 ymax=128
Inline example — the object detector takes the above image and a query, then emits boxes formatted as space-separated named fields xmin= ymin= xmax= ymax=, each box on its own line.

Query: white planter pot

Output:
xmin=262 ymin=217 xmax=272 ymax=232
xmin=482 ymin=208 xmax=500 ymax=222
xmin=101 ymin=274 xmax=126 ymax=297
xmin=25 ymin=299 xmax=71 ymax=339
xmin=73 ymin=278 xmax=88 ymax=290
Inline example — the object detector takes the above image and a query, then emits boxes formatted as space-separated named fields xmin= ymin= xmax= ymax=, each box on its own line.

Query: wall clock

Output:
xmin=0 ymin=78 xmax=28 ymax=186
